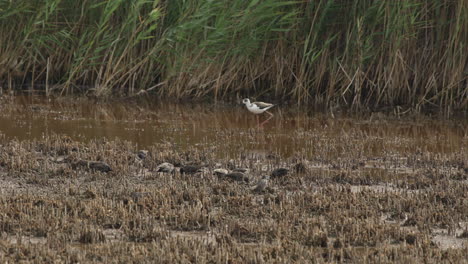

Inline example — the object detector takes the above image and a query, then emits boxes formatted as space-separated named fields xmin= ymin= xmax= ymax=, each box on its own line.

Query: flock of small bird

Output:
xmin=154 ymin=161 xmax=290 ymax=193
xmin=76 ymin=148 xmax=293 ymax=194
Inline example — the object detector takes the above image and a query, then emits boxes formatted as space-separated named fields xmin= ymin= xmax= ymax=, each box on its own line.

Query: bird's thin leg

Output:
xmin=259 ymin=111 xmax=274 ymax=127
xmin=259 ymin=119 xmax=270 ymax=127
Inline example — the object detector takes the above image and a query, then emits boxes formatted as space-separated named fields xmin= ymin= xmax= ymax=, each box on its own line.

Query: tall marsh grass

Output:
xmin=0 ymin=0 xmax=467 ymax=111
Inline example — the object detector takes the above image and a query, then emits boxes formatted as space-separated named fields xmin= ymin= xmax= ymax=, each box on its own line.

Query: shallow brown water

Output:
xmin=0 ymin=95 xmax=466 ymax=159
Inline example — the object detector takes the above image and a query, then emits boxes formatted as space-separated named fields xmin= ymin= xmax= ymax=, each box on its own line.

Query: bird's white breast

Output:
xmin=247 ymin=104 xmax=264 ymax=114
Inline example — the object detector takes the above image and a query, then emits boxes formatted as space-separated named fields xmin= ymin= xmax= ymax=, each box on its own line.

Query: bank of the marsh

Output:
xmin=0 ymin=95 xmax=467 ymax=262
xmin=0 ymin=133 xmax=466 ymax=262
xmin=1 ymin=0 xmax=467 ymax=112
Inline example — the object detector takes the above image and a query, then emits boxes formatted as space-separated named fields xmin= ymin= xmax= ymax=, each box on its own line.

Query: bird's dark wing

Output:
xmin=253 ymin=101 xmax=274 ymax=109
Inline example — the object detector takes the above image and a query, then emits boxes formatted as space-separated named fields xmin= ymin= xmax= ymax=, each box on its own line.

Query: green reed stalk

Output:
xmin=0 ymin=0 xmax=466 ymax=112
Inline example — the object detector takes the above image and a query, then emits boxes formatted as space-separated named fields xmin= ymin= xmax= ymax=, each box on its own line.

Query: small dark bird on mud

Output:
xmin=293 ymin=162 xmax=308 ymax=174
xmin=89 ymin=161 xmax=112 ymax=173
xmin=232 ymin=167 xmax=250 ymax=174
xmin=271 ymin=168 xmax=289 ymax=178
xmin=225 ymin=172 xmax=250 ymax=183
xmin=130 ymin=192 xmax=151 ymax=202
xmin=213 ymin=168 xmax=229 ymax=177
xmin=180 ymin=165 xmax=202 ymax=175
xmin=137 ymin=150 xmax=148 ymax=160
xmin=156 ymin=162 xmax=174 ymax=173
xmin=214 ymin=169 xmax=249 ymax=183
xmin=253 ymin=176 xmax=269 ymax=192
xmin=73 ymin=160 xmax=112 ymax=173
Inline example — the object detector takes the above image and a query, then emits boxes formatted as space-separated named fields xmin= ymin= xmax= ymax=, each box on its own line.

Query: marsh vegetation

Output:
xmin=1 ymin=0 xmax=467 ymax=112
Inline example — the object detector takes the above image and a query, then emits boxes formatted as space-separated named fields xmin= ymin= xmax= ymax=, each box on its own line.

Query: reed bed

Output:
xmin=0 ymin=0 xmax=467 ymax=112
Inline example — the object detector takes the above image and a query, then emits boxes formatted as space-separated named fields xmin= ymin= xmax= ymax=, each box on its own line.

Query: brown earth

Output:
xmin=0 ymin=132 xmax=466 ymax=263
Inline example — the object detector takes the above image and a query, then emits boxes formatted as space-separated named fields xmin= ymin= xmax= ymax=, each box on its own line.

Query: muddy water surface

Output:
xmin=0 ymin=95 xmax=466 ymax=159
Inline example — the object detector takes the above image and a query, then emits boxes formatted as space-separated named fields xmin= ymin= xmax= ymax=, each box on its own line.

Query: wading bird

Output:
xmin=242 ymin=98 xmax=274 ymax=127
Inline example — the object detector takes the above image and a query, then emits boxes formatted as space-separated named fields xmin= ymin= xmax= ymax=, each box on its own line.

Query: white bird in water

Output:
xmin=242 ymin=98 xmax=275 ymax=127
